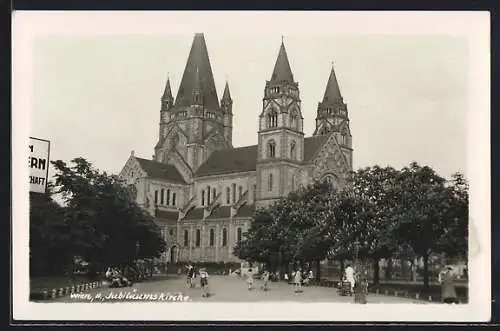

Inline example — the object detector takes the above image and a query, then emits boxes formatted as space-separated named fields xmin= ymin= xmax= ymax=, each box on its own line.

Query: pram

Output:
xmin=338 ymin=280 xmax=353 ymax=296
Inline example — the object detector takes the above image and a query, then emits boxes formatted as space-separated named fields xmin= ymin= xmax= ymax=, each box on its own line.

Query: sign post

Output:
xmin=29 ymin=137 xmax=50 ymax=193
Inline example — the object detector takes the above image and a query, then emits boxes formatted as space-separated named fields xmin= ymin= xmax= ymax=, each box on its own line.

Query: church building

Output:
xmin=119 ymin=33 xmax=353 ymax=263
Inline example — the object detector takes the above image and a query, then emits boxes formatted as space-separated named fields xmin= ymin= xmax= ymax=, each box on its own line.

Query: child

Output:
xmin=246 ymin=269 xmax=254 ymax=290
xmin=199 ymin=268 xmax=210 ymax=297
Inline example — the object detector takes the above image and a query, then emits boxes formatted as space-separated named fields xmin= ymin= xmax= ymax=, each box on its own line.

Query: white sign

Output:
xmin=29 ymin=137 xmax=50 ymax=193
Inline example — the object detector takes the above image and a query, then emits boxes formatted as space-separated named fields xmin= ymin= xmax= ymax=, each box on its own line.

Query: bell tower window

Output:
xmin=290 ymin=141 xmax=296 ymax=160
xmin=267 ymin=110 xmax=278 ymax=128
xmin=267 ymin=140 xmax=276 ymax=158
xmin=290 ymin=113 xmax=298 ymax=130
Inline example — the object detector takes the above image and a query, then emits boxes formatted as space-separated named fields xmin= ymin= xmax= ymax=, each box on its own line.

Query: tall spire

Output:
xmin=322 ymin=62 xmax=342 ymax=103
xmin=162 ymin=76 xmax=173 ymax=101
xmin=161 ymin=76 xmax=174 ymax=111
xmin=270 ymin=39 xmax=294 ymax=83
xmin=221 ymin=80 xmax=232 ymax=101
xmin=175 ymin=33 xmax=219 ymax=109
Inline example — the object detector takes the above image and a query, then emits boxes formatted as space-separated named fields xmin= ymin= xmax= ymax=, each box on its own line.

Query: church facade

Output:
xmin=118 ymin=33 xmax=354 ymax=263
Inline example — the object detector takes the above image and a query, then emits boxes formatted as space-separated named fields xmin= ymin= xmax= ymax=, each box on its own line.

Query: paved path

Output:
xmin=55 ymin=275 xmax=424 ymax=303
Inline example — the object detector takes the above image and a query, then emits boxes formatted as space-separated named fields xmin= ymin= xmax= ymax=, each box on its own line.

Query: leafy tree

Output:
xmin=50 ymin=157 xmax=166 ymax=273
xmin=29 ymin=183 xmax=69 ymax=277
xmin=436 ymin=172 xmax=468 ymax=259
xmin=387 ymin=162 xmax=456 ymax=289
xmin=348 ymin=166 xmax=400 ymax=284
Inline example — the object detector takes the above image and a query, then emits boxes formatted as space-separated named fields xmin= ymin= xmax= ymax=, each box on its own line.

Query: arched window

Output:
xmin=238 ymin=185 xmax=243 ymax=198
xmin=209 ymin=229 xmax=215 ymax=246
xmin=212 ymin=188 xmax=217 ymax=201
xmin=226 ymin=187 xmax=230 ymax=204
xmin=222 ymin=228 xmax=227 ymax=246
xmin=183 ymin=230 xmax=189 ymax=246
xmin=342 ymin=133 xmax=348 ymax=145
xmin=166 ymin=189 xmax=171 ymax=205
xmin=172 ymin=193 xmax=176 ymax=206
xmin=268 ymin=173 xmax=273 ymax=192
xmin=160 ymin=189 xmax=165 ymax=204
xmin=290 ymin=113 xmax=298 ymax=130
xmin=201 ymin=190 xmax=205 ymax=206
xmin=290 ymin=141 xmax=296 ymax=160
xmin=232 ymin=183 xmax=236 ymax=203
xmin=237 ymin=227 xmax=242 ymax=243
xmin=196 ymin=229 xmax=201 ymax=247
xmin=267 ymin=110 xmax=278 ymax=128
xmin=207 ymin=186 xmax=211 ymax=205
xmin=267 ymin=140 xmax=276 ymax=158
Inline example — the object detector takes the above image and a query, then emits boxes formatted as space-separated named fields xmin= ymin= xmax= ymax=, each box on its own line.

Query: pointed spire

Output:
xmin=270 ymin=39 xmax=294 ymax=83
xmin=162 ymin=76 xmax=173 ymax=101
xmin=322 ymin=61 xmax=342 ymax=103
xmin=175 ymin=33 xmax=219 ymax=109
xmin=222 ymin=80 xmax=232 ymax=101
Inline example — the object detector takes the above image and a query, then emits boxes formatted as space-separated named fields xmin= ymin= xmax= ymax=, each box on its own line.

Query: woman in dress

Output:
xmin=439 ymin=266 xmax=458 ymax=304
xmin=294 ymin=268 xmax=303 ymax=292
xmin=246 ymin=268 xmax=254 ymax=290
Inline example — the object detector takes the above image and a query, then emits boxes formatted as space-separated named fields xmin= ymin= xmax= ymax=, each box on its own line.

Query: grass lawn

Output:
xmin=30 ymin=275 xmax=90 ymax=293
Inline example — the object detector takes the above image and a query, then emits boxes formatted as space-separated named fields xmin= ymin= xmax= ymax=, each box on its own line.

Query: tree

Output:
xmin=349 ymin=166 xmax=400 ymax=284
xmin=51 ymin=157 xmax=166 ymax=272
xmin=436 ymin=172 xmax=468 ymax=259
xmin=29 ymin=183 xmax=69 ymax=277
xmin=387 ymin=162 xmax=456 ymax=290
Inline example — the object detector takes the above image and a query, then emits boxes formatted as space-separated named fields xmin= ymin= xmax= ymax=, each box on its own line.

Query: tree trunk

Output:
xmin=385 ymin=258 xmax=393 ymax=280
xmin=340 ymin=259 xmax=345 ymax=279
xmin=423 ymin=253 xmax=429 ymax=291
xmin=373 ymin=258 xmax=380 ymax=285
xmin=316 ymin=259 xmax=321 ymax=280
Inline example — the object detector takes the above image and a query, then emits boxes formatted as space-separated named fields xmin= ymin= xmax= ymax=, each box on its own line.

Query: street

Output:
xmin=55 ymin=275 xmax=425 ymax=303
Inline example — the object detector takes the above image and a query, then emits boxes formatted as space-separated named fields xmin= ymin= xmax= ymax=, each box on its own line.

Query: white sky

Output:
xmin=27 ymin=12 xmax=474 ymax=182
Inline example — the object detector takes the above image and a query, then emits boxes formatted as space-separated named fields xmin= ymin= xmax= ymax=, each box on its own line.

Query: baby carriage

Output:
xmin=339 ymin=279 xmax=353 ymax=296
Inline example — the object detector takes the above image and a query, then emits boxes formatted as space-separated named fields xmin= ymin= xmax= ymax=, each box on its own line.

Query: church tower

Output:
xmin=256 ymin=39 xmax=304 ymax=207
xmin=313 ymin=62 xmax=353 ymax=167
xmin=154 ymin=33 xmax=232 ymax=174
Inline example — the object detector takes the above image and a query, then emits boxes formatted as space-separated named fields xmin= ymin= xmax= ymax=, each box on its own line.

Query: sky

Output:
xmin=27 ymin=13 xmax=473 ymax=182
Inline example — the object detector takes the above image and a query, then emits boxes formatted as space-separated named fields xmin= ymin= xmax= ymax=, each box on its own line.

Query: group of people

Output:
xmin=245 ymin=269 xmax=272 ymax=291
xmin=185 ymin=264 xmax=210 ymax=297
xmin=104 ymin=266 xmax=133 ymax=287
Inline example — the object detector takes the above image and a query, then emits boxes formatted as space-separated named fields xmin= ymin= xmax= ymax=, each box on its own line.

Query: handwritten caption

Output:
xmin=70 ymin=289 xmax=191 ymax=302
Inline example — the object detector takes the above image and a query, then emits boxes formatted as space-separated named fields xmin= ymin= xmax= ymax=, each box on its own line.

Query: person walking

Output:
xmin=246 ymin=269 xmax=254 ymax=290
xmin=199 ymin=268 xmax=210 ymax=297
xmin=294 ymin=268 xmax=303 ymax=293
xmin=439 ymin=266 xmax=458 ymax=304
xmin=186 ymin=265 xmax=194 ymax=288
xmin=261 ymin=270 xmax=270 ymax=291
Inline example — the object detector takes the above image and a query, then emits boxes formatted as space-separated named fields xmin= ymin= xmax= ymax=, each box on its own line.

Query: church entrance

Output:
xmin=170 ymin=245 xmax=178 ymax=263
